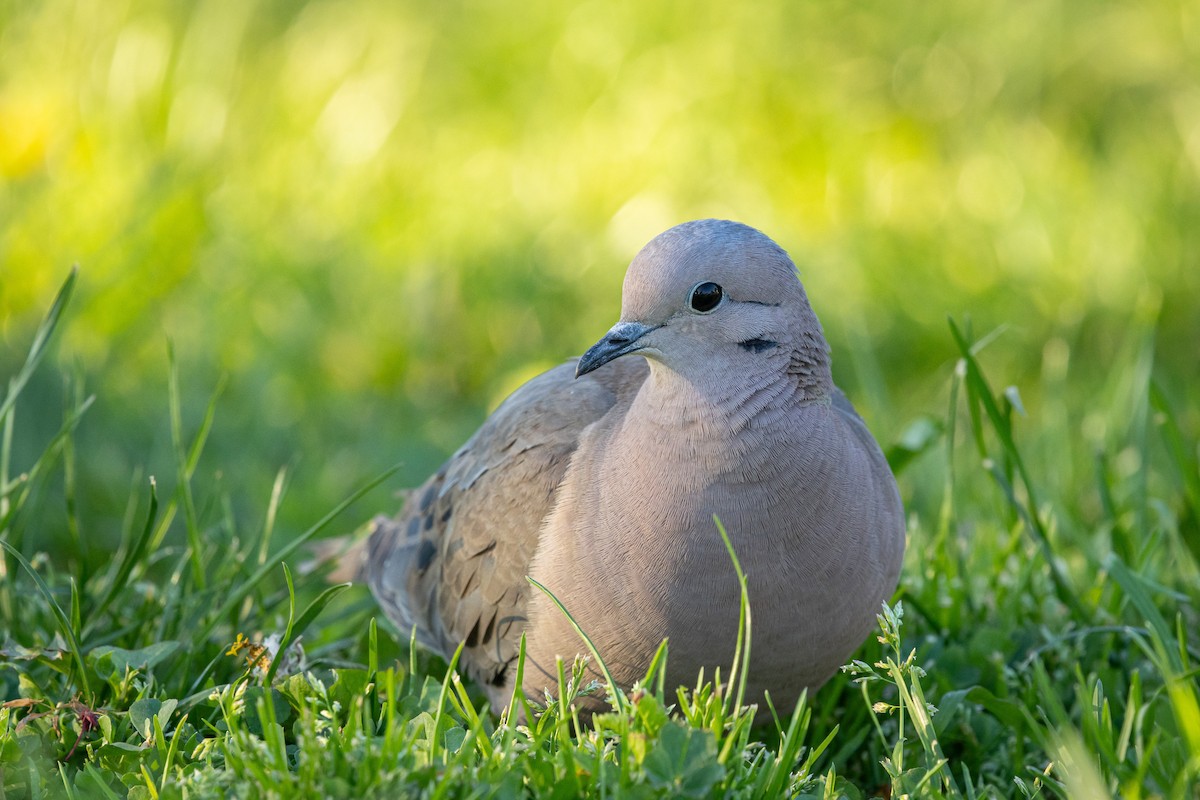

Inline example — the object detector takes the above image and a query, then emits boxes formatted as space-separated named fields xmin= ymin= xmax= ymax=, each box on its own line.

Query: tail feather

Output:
xmin=305 ymin=510 xmax=438 ymax=652
xmin=363 ymin=511 xmax=442 ymax=652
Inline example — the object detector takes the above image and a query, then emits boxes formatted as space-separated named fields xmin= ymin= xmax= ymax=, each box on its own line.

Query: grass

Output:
xmin=2 ymin=267 xmax=1199 ymax=799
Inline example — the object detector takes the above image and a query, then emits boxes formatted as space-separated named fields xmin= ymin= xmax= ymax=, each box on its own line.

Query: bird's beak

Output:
xmin=576 ymin=321 xmax=658 ymax=378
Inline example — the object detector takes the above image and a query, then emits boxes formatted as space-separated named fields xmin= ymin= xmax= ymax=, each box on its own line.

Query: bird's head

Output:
xmin=577 ymin=219 xmax=831 ymax=401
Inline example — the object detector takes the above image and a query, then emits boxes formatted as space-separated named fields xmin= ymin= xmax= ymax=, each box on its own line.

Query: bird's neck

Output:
xmin=635 ymin=346 xmax=832 ymax=434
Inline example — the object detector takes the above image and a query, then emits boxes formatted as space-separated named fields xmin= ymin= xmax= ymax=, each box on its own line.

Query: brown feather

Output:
xmin=364 ymin=357 xmax=648 ymax=688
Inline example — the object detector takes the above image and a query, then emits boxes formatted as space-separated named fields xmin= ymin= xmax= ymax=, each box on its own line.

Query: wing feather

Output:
xmin=365 ymin=357 xmax=647 ymax=688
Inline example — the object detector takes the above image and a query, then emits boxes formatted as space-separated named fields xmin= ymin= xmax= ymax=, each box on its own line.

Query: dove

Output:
xmin=361 ymin=219 xmax=905 ymax=716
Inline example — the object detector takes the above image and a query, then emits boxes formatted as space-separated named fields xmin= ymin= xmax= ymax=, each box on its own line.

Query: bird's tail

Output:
xmin=305 ymin=500 xmax=437 ymax=652
xmin=361 ymin=510 xmax=445 ymax=653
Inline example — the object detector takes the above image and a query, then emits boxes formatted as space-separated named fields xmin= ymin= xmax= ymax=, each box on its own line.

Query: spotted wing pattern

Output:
xmin=365 ymin=357 xmax=648 ymax=688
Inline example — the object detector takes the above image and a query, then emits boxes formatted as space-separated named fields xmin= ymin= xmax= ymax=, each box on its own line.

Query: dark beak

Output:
xmin=575 ymin=322 xmax=657 ymax=378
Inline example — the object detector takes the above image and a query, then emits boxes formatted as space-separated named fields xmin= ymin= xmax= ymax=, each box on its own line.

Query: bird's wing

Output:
xmin=365 ymin=356 xmax=648 ymax=688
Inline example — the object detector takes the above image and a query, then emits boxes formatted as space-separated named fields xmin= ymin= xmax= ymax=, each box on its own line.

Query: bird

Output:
xmin=358 ymin=219 xmax=905 ymax=717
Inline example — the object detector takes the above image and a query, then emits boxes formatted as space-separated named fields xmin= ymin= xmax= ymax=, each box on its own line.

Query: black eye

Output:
xmin=689 ymin=282 xmax=723 ymax=313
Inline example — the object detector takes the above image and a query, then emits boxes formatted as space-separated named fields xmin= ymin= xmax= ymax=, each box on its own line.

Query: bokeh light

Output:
xmin=1 ymin=0 xmax=1196 ymax=548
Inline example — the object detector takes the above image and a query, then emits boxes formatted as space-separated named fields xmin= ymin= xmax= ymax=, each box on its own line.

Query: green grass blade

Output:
xmin=504 ymin=632 xmax=529 ymax=725
xmin=948 ymin=316 xmax=1089 ymax=621
xmin=0 ymin=538 xmax=93 ymax=702
xmin=368 ymin=616 xmax=378 ymax=678
xmin=1 ymin=394 xmax=13 ymax=518
xmin=147 ymin=366 xmax=226 ymax=556
xmin=527 ymin=576 xmax=627 ymax=715
xmin=0 ymin=268 xmax=76 ymax=424
xmin=166 ymin=340 xmax=207 ymax=590
xmin=1149 ymin=381 xmax=1200 ymax=566
xmin=61 ymin=374 xmax=88 ymax=572
xmin=641 ymin=638 xmax=670 ymax=701
xmin=0 ymin=392 xmax=92 ymax=629
xmin=0 ymin=394 xmax=94 ymax=544
xmin=88 ymin=477 xmax=160 ymax=628
xmin=429 ymin=640 xmax=466 ymax=767
xmin=264 ymin=567 xmax=351 ymax=684
xmin=713 ymin=515 xmax=752 ymax=721
xmin=255 ymin=468 xmax=288 ymax=568
xmin=262 ymin=562 xmax=299 ymax=686
xmin=195 ymin=462 xmax=402 ymax=643
xmin=1106 ymin=554 xmax=1183 ymax=673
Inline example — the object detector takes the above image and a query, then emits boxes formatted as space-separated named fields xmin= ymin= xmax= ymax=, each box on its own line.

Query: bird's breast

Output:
xmin=521 ymin=387 xmax=901 ymax=708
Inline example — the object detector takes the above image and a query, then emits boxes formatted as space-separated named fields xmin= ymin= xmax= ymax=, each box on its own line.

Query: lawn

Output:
xmin=2 ymin=0 xmax=1199 ymax=797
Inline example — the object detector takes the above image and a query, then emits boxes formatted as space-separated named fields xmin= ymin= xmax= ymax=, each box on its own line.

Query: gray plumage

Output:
xmin=363 ymin=219 xmax=905 ymax=714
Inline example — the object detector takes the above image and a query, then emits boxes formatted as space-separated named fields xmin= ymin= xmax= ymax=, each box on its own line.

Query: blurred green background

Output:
xmin=2 ymin=0 xmax=1198 ymax=556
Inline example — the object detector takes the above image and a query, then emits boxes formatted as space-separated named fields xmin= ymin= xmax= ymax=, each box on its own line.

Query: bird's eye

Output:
xmin=689 ymin=282 xmax=723 ymax=313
